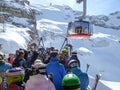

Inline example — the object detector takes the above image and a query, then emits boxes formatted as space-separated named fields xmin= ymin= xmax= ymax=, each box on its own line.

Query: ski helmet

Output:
xmin=71 ymin=51 xmax=77 ymax=55
xmin=32 ymin=59 xmax=46 ymax=75
xmin=61 ymin=48 xmax=68 ymax=54
xmin=50 ymin=50 xmax=58 ymax=57
xmin=62 ymin=73 xmax=80 ymax=90
xmin=68 ymin=59 xmax=79 ymax=68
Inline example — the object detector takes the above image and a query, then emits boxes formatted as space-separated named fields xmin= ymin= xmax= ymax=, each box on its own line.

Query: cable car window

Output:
xmin=69 ymin=21 xmax=89 ymax=34
xmin=67 ymin=21 xmax=92 ymax=38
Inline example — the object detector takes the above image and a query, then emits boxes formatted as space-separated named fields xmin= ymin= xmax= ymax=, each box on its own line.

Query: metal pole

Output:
xmin=59 ymin=38 xmax=68 ymax=53
xmin=79 ymin=0 xmax=87 ymax=20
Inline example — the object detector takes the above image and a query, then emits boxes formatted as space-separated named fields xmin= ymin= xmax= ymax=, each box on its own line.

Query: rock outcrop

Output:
xmin=0 ymin=0 xmax=38 ymax=40
xmin=88 ymin=11 xmax=120 ymax=30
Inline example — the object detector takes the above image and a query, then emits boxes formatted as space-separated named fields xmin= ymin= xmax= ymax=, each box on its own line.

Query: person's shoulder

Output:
xmin=58 ymin=63 xmax=66 ymax=69
xmin=21 ymin=58 xmax=26 ymax=61
xmin=5 ymin=62 xmax=11 ymax=66
xmin=0 ymin=62 xmax=11 ymax=70
xmin=46 ymin=63 xmax=53 ymax=68
xmin=80 ymin=72 xmax=88 ymax=78
xmin=59 ymin=63 xmax=65 ymax=66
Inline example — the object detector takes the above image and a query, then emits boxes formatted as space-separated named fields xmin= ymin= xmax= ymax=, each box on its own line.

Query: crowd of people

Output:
xmin=0 ymin=43 xmax=89 ymax=90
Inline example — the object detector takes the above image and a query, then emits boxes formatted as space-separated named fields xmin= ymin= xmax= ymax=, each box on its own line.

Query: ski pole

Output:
xmin=86 ymin=64 xmax=90 ymax=73
xmin=92 ymin=73 xmax=102 ymax=90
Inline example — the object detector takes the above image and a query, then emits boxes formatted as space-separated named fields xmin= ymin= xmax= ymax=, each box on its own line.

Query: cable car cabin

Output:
xmin=67 ymin=20 xmax=93 ymax=38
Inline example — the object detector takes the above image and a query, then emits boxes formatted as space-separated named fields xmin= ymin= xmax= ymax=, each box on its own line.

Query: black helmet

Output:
xmin=50 ymin=50 xmax=58 ymax=57
xmin=68 ymin=59 xmax=79 ymax=68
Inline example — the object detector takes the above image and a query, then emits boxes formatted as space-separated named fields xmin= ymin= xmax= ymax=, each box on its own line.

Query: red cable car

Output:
xmin=67 ymin=20 xmax=93 ymax=38
xmin=67 ymin=0 xmax=93 ymax=38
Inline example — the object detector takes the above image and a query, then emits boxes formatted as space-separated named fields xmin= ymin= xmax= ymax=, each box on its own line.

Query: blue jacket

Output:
xmin=46 ymin=57 xmax=66 ymax=90
xmin=70 ymin=67 xmax=89 ymax=90
xmin=0 ymin=62 xmax=11 ymax=72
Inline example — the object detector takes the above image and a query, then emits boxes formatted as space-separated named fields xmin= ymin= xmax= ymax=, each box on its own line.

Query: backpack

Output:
xmin=5 ymin=67 xmax=25 ymax=86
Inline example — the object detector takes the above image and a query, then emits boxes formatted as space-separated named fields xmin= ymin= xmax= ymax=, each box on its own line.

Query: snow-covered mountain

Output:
xmin=0 ymin=0 xmax=120 ymax=90
xmin=89 ymin=11 xmax=120 ymax=30
xmin=0 ymin=0 xmax=39 ymax=53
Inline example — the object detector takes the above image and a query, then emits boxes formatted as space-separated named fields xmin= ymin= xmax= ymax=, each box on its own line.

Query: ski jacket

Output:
xmin=30 ymin=51 xmax=39 ymax=64
xmin=12 ymin=58 xmax=26 ymax=69
xmin=25 ymin=74 xmax=55 ymax=90
xmin=69 ymin=67 xmax=89 ymax=90
xmin=63 ymin=55 xmax=69 ymax=65
xmin=26 ymin=56 xmax=32 ymax=68
xmin=46 ymin=57 xmax=66 ymax=90
xmin=0 ymin=62 xmax=11 ymax=72
xmin=8 ymin=55 xmax=14 ymax=65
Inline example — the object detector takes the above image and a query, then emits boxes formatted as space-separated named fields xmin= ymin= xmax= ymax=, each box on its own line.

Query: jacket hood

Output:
xmin=50 ymin=57 xmax=59 ymax=64
xmin=70 ymin=67 xmax=82 ymax=75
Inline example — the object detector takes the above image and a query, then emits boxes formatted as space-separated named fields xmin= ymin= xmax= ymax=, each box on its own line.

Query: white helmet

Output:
xmin=32 ymin=59 xmax=46 ymax=75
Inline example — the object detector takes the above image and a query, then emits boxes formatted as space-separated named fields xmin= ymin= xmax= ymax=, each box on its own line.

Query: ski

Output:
xmin=86 ymin=64 xmax=90 ymax=73
xmin=92 ymin=73 xmax=102 ymax=90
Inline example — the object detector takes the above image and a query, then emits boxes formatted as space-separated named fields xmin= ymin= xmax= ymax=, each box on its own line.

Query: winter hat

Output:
xmin=32 ymin=59 xmax=46 ymax=69
xmin=71 ymin=51 xmax=77 ymax=55
xmin=32 ymin=59 xmax=46 ymax=75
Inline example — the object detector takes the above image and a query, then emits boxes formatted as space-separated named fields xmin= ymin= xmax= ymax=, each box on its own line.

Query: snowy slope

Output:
xmin=29 ymin=3 xmax=120 ymax=90
xmin=0 ymin=0 xmax=120 ymax=90
xmin=0 ymin=24 xmax=31 ymax=55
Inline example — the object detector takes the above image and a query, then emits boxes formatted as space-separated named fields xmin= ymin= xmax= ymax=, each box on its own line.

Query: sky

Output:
xmin=29 ymin=0 xmax=120 ymax=15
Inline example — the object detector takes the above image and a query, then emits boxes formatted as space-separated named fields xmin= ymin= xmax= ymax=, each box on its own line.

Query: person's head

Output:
xmin=32 ymin=59 xmax=46 ymax=75
xmin=67 ymin=59 xmax=79 ymax=69
xmin=62 ymin=73 xmax=80 ymax=90
xmin=50 ymin=47 xmax=55 ymax=51
xmin=19 ymin=49 xmax=25 ymax=57
xmin=50 ymin=50 xmax=58 ymax=57
xmin=9 ymin=53 xmax=14 ymax=57
xmin=15 ymin=50 xmax=19 ymax=56
xmin=61 ymin=48 xmax=68 ymax=55
xmin=71 ymin=51 xmax=77 ymax=56
xmin=0 ymin=52 xmax=5 ymax=64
